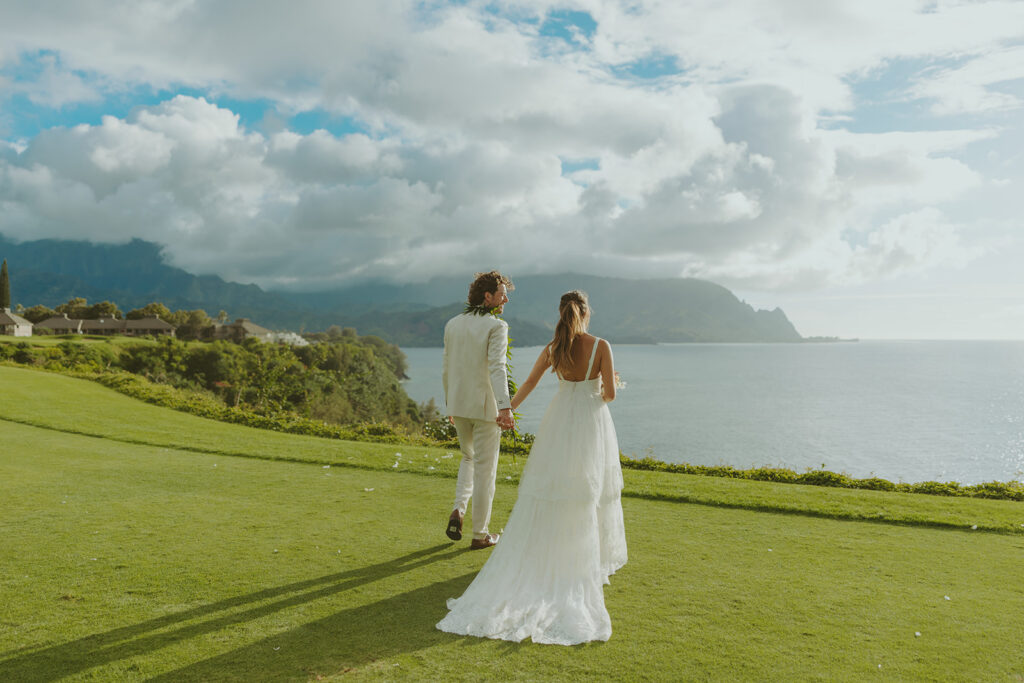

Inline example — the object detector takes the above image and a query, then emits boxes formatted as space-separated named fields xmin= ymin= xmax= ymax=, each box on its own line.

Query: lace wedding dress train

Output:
xmin=436 ymin=340 xmax=627 ymax=645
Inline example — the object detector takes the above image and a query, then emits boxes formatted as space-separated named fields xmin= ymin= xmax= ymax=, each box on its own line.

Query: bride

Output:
xmin=436 ymin=290 xmax=627 ymax=645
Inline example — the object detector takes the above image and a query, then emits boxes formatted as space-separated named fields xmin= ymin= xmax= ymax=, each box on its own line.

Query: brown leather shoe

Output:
xmin=469 ymin=533 xmax=499 ymax=550
xmin=445 ymin=509 xmax=463 ymax=541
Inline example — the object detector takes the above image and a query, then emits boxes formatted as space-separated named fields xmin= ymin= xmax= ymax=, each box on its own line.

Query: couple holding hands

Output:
xmin=436 ymin=271 xmax=627 ymax=646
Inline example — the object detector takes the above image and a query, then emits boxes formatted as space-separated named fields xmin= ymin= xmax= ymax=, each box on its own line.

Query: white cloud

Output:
xmin=852 ymin=207 xmax=980 ymax=279
xmin=0 ymin=0 xmax=1018 ymax=295
xmin=911 ymin=45 xmax=1024 ymax=115
xmin=19 ymin=54 xmax=101 ymax=107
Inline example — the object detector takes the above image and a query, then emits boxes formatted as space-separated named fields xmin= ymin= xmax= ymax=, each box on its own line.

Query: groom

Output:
xmin=443 ymin=270 xmax=515 ymax=549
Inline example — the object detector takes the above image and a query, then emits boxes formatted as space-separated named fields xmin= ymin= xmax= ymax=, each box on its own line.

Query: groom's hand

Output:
xmin=496 ymin=408 xmax=514 ymax=431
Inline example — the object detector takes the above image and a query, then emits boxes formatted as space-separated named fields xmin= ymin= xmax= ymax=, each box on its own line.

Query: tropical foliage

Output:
xmin=0 ymin=332 xmax=422 ymax=430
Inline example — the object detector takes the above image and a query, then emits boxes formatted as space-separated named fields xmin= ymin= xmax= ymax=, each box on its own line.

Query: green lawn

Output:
xmin=2 ymin=366 xmax=1024 ymax=680
xmin=0 ymin=334 xmax=160 ymax=347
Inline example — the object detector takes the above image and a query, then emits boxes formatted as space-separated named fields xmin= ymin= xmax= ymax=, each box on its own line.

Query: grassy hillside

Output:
xmin=0 ymin=334 xmax=160 ymax=347
xmin=2 ymin=365 xmax=1023 ymax=680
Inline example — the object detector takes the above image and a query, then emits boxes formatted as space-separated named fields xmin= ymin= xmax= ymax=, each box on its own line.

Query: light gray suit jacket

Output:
xmin=442 ymin=312 xmax=512 ymax=421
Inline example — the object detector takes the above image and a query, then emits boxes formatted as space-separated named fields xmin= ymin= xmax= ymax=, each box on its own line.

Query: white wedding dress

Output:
xmin=436 ymin=339 xmax=627 ymax=645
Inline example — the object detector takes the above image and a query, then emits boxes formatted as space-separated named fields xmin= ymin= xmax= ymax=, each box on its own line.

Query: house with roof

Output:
xmin=0 ymin=308 xmax=33 ymax=336
xmin=35 ymin=314 xmax=175 ymax=337
xmin=205 ymin=318 xmax=275 ymax=343
xmin=80 ymin=318 xmax=127 ymax=335
xmin=35 ymin=314 xmax=83 ymax=334
xmin=124 ymin=317 xmax=176 ymax=336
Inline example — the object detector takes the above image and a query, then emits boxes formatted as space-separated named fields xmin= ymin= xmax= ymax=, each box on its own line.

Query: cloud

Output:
xmin=16 ymin=53 xmax=102 ymax=108
xmin=911 ymin=45 xmax=1024 ymax=115
xmin=0 ymin=1 xmax=1018 ymax=292
xmin=853 ymin=208 xmax=980 ymax=277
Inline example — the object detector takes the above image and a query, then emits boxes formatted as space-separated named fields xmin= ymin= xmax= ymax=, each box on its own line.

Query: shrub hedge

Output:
xmin=618 ymin=455 xmax=1024 ymax=502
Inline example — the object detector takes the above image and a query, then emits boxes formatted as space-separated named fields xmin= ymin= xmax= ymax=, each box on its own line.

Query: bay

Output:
xmin=402 ymin=341 xmax=1024 ymax=485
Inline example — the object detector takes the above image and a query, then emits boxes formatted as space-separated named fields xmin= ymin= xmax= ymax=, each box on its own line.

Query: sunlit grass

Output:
xmin=3 ymin=365 xmax=1022 ymax=534
xmin=2 ymin=365 xmax=1024 ymax=680
xmin=0 ymin=334 xmax=161 ymax=347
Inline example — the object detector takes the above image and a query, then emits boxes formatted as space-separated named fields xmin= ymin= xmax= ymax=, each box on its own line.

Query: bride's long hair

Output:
xmin=550 ymin=290 xmax=589 ymax=377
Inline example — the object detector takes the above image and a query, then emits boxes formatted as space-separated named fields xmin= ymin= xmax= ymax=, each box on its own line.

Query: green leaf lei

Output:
xmin=463 ymin=303 xmax=495 ymax=316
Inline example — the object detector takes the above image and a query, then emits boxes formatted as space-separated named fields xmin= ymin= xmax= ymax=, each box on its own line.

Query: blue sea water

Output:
xmin=402 ymin=341 xmax=1024 ymax=485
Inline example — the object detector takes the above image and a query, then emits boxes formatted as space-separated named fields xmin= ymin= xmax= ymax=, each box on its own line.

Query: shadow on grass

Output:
xmin=151 ymin=571 xmax=480 ymax=681
xmin=0 ymin=543 xmax=464 ymax=682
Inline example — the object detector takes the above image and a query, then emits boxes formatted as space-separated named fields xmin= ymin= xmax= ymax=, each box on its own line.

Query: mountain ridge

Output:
xmin=0 ymin=235 xmax=803 ymax=345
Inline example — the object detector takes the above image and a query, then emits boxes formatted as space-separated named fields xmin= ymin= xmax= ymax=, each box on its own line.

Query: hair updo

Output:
xmin=549 ymin=290 xmax=589 ymax=377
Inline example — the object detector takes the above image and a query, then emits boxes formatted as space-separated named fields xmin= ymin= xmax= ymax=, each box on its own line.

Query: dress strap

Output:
xmin=584 ymin=337 xmax=600 ymax=379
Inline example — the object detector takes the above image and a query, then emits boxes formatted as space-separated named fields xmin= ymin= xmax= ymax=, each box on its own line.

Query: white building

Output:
xmin=0 ymin=308 xmax=33 ymax=336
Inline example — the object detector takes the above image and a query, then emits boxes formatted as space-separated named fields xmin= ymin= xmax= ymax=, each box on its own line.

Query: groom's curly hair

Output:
xmin=467 ymin=271 xmax=514 ymax=306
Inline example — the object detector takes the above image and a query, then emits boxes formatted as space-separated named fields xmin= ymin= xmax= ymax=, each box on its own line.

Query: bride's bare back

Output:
xmin=557 ymin=334 xmax=602 ymax=381
xmin=511 ymin=333 xmax=616 ymax=410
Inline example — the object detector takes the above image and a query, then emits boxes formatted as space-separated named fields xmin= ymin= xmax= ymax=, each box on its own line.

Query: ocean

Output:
xmin=401 ymin=340 xmax=1024 ymax=485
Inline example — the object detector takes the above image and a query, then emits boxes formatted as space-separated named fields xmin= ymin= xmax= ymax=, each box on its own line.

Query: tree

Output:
xmin=127 ymin=302 xmax=172 ymax=320
xmin=22 ymin=304 xmax=57 ymax=323
xmin=85 ymin=301 xmax=123 ymax=320
xmin=167 ymin=309 xmax=212 ymax=339
xmin=55 ymin=297 xmax=89 ymax=319
xmin=0 ymin=259 xmax=9 ymax=309
xmin=217 ymin=310 xmax=229 ymax=323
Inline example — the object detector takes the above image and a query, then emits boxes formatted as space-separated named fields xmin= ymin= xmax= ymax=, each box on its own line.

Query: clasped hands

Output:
xmin=496 ymin=408 xmax=515 ymax=431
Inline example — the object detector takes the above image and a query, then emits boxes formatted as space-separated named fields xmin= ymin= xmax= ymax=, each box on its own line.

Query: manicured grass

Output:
xmin=2 ymin=365 xmax=1024 ymax=680
xmin=0 ymin=334 xmax=160 ymax=347
xmin=3 ymin=365 xmax=1023 ymax=534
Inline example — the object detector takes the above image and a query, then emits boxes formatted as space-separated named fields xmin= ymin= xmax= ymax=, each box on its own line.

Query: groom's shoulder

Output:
xmin=446 ymin=312 xmax=506 ymax=334
xmin=445 ymin=311 xmax=470 ymax=329
xmin=483 ymin=315 xmax=508 ymax=333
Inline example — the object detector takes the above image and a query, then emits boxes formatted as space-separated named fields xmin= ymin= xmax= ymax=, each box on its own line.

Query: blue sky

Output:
xmin=1 ymin=1 xmax=1023 ymax=338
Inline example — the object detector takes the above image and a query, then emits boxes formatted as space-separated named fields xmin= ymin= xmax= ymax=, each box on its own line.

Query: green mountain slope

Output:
xmin=1 ymin=235 xmax=801 ymax=344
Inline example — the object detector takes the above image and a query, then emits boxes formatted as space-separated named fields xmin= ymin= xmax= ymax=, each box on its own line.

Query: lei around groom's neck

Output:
xmin=464 ymin=303 xmax=498 ymax=316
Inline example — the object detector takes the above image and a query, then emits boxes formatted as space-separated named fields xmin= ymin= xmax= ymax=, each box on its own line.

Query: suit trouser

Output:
xmin=451 ymin=416 xmax=501 ymax=540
